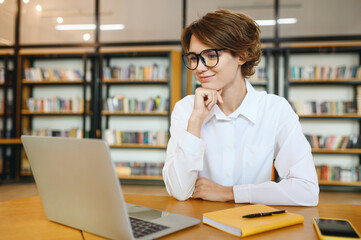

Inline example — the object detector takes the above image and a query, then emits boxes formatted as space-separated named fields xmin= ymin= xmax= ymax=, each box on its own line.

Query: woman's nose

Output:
xmin=194 ymin=58 xmax=208 ymax=72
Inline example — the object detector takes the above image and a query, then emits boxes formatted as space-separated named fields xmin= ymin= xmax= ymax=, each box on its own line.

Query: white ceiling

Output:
xmin=0 ymin=0 xmax=360 ymax=46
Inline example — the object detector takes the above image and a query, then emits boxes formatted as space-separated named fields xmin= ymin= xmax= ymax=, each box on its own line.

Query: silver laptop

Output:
xmin=21 ymin=135 xmax=200 ymax=240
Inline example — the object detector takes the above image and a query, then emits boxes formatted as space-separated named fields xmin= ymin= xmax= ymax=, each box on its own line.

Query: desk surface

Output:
xmin=1 ymin=194 xmax=361 ymax=240
xmin=0 ymin=196 xmax=83 ymax=239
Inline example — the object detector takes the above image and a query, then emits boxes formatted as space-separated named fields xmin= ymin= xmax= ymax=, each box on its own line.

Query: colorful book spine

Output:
xmin=23 ymin=128 xmax=86 ymax=138
xmin=24 ymin=68 xmax=83 ymax=81
xmin=102 ymin=64 xmax=168 ymax=80
xmin=104 ymin=129 xmax=169 ymax=146
xmin=114 ymin=161 xmax=164 ymax=176
xmin=104 ymin=96 xmax=168 ymax=113
xmin=305 ymin=134 xmax=361 ymax=149
xmin=290 ymin=65 xmax=361 ymax=80
xmin=0 ymin=68 xmax=5 ymax=83
xmin=289 ymin=100 xmax=357 ymax=115
xmin=26 ymin=97 xmax=85 ymax=112
xmin=248 ymin=67 xmax=267 ymax=81
xmin=316 ymin=165 xmax=361 ymax=182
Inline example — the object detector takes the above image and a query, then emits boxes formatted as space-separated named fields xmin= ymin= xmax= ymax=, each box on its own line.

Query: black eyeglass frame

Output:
xmin=182 ymin=48 xmax=227 ymax=70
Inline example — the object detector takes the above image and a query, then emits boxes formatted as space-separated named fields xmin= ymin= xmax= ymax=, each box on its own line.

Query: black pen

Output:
xmin=242 ymin=210 xmax=287 ymax=218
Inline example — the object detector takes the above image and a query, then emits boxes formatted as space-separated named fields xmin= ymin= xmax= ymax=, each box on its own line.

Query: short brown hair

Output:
xmin=181 ymin=9 xmax=262 ymax=79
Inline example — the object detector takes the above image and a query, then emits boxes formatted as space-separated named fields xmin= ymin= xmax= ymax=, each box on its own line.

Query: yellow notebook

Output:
xmin=203 ymin=204 xmax=304 ymax=237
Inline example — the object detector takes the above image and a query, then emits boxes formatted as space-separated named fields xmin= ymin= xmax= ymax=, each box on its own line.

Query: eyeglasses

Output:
xmin=182 ymin=48 xmax=227 ymax=70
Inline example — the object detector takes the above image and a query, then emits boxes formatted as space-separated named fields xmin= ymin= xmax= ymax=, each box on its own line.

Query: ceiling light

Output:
xmin=55 ymin=24 xmax=125 ymax=31
xmin=36 ymin=4 xmax=42 ymax=12
xmin=83 ymin=33 xmax=91 ymax=41
xmin=256 ymin=18 xmax=297 ymax=26
xmin=56 ymin=24 xmax=96 ymax=30
xmin=57 ymin=17 xmax=64 ymax=24
xmin=0 ymin=0 xmax=4 ymax=4
xmin=278 ymin=18 xmax=297 ymax=24
xmin=256 ymin=20 xmax=276 ymax=26
xmin=99 ymin=24 xmax=125 ymax=30
xmin=0 ymin=37 xmax=12 ymax=45
xmin=23 ymin=0 xmax=29 ymax=3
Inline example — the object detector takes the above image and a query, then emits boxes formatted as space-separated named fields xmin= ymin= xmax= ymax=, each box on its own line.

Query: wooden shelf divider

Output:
xmin=290 ymin=79 xmax=361 ymax=83
xmin=102 ymin=111 xmax=168 ymax=116
xmin=117 ymin=174 xmax=163 ymax=181
xmin=312 ymin=148 xmax=361 ymax=154
xmin=21 ymin=110 xmax=85 ymax=115
xmin=0 ymin=138 xmax=22 ymax=145
xmin=110 ymin=143 xmax=167 ymax=149
xmin=318 ymin=180 xmax=361 ymax=186
xmin=22 ymin=79 xmax=84 ymax=84
xmin=298 ymin=113 xmax=361 ymax=119
xmin=102 ymin=79 xmax=168 ymax=84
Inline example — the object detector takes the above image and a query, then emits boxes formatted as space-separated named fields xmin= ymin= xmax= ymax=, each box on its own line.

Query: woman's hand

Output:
xmin=193 ymin=87 xmax=223 ymax=119
xmin=192 ymin=177 xmax=234 ymax=202
xmin=187 ymin=88 xmax=223 ymax=137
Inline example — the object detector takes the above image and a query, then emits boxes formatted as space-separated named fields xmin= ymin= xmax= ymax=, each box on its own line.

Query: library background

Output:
xmin=0 ymin=0 xmax=360 ymax=191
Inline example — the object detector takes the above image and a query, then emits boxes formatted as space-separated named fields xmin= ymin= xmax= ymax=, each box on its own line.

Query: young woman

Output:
xmin=162 ymin=9 xmax=319 ymax=206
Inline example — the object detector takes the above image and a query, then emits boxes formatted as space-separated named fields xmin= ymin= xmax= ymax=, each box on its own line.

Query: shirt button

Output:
xmin=227 ymin=144 xmax=232 ymax=148
xmin=226 ymin=173 xmax=231 ymax=177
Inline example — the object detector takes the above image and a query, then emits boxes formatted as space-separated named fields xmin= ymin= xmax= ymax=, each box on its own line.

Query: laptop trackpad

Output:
xmin=126 ymin=204 xmax=163 ymax=221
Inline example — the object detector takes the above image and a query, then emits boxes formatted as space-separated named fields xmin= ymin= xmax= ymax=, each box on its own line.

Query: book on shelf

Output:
xmin=289 ymin=100 xmax=357 ymax=115
xmin=0 ymin=68 xmax=5 ymax=83
xmin=115 ymin=161 xmax=164 ymax=176
xmin=248 ymin=67 xmax=266 ymax=82
xmin=316 ymin=165 xmax=361 ymax=182
xmin=103 ymin=64 xmax=168 ymax=81
xmin=0 ymin=130 xmax=12 ymax=139
xmin=357 ymin=86 xmax=361 ymax=114
xmin=0 ymin=67 xmax=12 ymax=83
xmin=0 ymin=150 xmax=2 ymax=174
xmin=23 ymin=128 xmax=87 ymax=139
xmin=290 ymin=65 xmax=361 ymax=80
xmin=21 ymin=158 xmax=31 ymax=173
xmin=203 ymin=204 xmax=304 ymax=238
xmin=104 ymin=129 xmax=168 ymax=146
xmin=104 ymin=96 xmax=169 ymax=113
xmin=305 ymin=134 xmax=361 ymax=150
xmin=26 ymin=97 xmax=85 ymax=112
xmin=24 ymin=68 xmax=83 ymax=81
xmin=0 ymin=99 xmax=4 ymax=114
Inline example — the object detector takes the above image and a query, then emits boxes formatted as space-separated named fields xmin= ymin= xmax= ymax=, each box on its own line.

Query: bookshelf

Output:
xmin=100 ymin=50 xmax=181 ymax=182
xmin=249 ymin=49 xmax=271 ymax=92
xmin=19 ymin=52 xmax=94 ymax=176
xmin=0 ymin=53 xmax=21 ymax=180
xmin=283 ymin=43 xmax=361 ymax=188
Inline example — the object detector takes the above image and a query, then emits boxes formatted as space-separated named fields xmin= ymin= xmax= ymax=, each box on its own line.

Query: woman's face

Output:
xmin=189 ymin=35 xmax=244 ymax=91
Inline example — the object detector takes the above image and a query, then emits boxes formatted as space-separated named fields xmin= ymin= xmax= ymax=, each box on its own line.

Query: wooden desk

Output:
xmin=1 ymin=195 xmax=361 ymax=240
xmin=0 ymin=196 xmax=83 ymax=240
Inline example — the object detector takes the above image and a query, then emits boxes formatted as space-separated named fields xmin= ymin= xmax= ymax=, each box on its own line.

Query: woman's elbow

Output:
xmin=309 ymin=183 xmax=320 ymax=206
xmin=302 ymin=181 xmax=319 ymax=206
xmin=172 ymin=193 xmax=191 ymax=201
xmin=163 ymin=178 xmax=193 ymax=201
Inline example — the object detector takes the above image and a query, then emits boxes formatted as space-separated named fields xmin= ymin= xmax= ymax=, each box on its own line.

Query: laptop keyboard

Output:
xmin=129 ymin=217 xmax=169 ymax=238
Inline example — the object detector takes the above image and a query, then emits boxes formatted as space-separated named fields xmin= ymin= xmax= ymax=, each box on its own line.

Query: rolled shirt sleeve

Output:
xmin=162 ymin=99 xmax=206 ymax=201
xmin=233 ymin=99 xmax=319 ymax=206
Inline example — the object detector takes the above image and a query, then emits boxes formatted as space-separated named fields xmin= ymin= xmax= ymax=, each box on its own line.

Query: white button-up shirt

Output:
xmin=162 ymin=80 xmax=319 ymax=206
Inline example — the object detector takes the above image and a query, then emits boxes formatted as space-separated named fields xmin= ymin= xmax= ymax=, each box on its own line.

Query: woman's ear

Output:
xmin=238 ymin=58 xmax=246 ymax=65
xmin=238 ymin=52 xmax=247 ymax=65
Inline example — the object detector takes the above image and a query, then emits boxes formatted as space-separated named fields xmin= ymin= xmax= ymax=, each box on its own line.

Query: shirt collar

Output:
xmin=203 ymin=79 xmax=259 ymax=124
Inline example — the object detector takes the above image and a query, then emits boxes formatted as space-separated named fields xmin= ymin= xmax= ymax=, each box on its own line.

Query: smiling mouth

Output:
xmin=199 ymin=75 xmax=214 ymax=82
